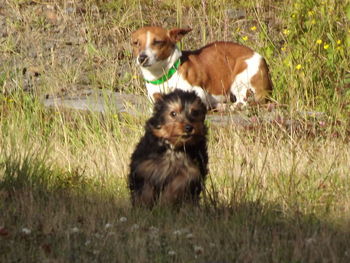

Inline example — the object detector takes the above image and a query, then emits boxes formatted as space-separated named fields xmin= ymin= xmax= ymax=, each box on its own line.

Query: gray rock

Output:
xmin=225 ymin=8 xmax=246 ymax=19
xmin=43 ymin=89 xmax=150 ymax=116
xmin=43 ymin=90 xmax=326 ymax=128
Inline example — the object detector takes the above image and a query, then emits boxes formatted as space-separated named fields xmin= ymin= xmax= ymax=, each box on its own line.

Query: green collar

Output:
xmin=145 ymin=59 xmax=181 ymax=85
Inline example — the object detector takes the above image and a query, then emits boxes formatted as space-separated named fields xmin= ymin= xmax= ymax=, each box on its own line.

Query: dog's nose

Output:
xmin=184 ymin=124 xmax=193 ymax=133
xmin=138 ymin=53 xmax=148 ymax=64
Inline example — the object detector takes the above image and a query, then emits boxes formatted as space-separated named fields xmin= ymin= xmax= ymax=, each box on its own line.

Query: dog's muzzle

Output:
xmin=138 ymin=53 xmax=149 ymax=66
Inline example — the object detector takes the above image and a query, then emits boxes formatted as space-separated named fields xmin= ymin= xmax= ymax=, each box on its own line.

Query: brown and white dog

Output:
xmin=131 ymin=26 xmax=272 ymax=110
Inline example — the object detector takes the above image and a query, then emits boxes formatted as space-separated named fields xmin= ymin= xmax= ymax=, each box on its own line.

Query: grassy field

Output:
xmin=1 ymin=0 xmax=350 ymax=262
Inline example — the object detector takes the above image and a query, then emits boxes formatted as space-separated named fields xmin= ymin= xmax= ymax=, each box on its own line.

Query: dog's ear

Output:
xmin=168 ymin=28 xmax=192 ymax=43
xmin=152 ymin=92 xmax=164 ymax=103
xmin=194 ymin=96 xmax=207 ymax=115
xmin=152 ymin=93 xmax=165 ymax=115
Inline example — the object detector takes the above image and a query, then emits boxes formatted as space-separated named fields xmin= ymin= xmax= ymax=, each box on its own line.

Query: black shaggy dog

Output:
xmin=129 ymin=90 xmax=208 ymax=208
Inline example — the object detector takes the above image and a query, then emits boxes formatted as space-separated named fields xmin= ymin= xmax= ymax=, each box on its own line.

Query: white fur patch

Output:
xmin=142 ymin=31 xmax=157 ymax=67
xmin=230 ymin=52 xmax=262 ymax=105
xmin=146 ymin=72 xmax=207 ymax=101
xmin=146 ymin=70 xmax=224 ymax=108
xmin=140 ymin=44 xmax=182 ymax=82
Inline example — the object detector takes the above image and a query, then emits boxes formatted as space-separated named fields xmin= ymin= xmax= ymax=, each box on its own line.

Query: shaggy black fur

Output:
xmin=128 ymin=90 xmax=208 ymax=208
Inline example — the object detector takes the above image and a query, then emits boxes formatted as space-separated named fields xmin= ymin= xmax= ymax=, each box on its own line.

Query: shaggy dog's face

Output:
xmin=148 ymin=90 xmax=207 ymax=148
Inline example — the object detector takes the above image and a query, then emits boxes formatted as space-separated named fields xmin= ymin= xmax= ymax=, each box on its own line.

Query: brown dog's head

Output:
xmin=131 ymin=26 xmax=191 ymax=68
xmin=147 ymin=89 xmax=207 ymax=148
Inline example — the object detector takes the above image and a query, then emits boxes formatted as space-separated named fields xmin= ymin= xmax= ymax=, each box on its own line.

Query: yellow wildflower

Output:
xmin=307 ymin=11 xmax=314 ymax=16
xmin=295 ymin=64 xmax=302 ymax=70
xmin=311 ymin=19 xmax=316 ymax=25
xmin=283 ymin=29 xmax=290 ymax=36
xmin=281 ymin=43 xmax=287 ymax=51
xmin=336 ymin=40 xmax=341 ymax=45
xmin=242 ymin=36 xmax=248 ymax=41
xmin=291 ymin=14 xmax=296 ymax=18
xmin=284 ymin=59 xmax=291 ymax=67
xmin=250 ymin=26 xmax=257 ymax=31
xmin=316 ymin=39 xmax=322 ymax=45
xmin=323 ymin=44 xmax=329 ymax=49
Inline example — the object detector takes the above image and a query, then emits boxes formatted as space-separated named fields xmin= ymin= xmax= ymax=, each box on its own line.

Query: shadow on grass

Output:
xmin=0 ymin=151 xmax=349 ymax=263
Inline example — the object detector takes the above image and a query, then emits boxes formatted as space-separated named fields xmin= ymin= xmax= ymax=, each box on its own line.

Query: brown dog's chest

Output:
xmin=137 ymin=149 xmax=201 ymax=186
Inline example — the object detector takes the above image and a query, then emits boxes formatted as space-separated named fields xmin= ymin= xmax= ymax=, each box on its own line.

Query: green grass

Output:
xmin=1 ymin=0 xmax=350 ymax=262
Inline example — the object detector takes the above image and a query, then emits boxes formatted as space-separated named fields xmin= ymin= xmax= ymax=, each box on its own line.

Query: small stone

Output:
xmin=119 ymin=217 xmax=127 ymax=222
xmin=65 ymin=7 xmax=75 ymax=14
xmin=21 ymin=227 xmax=31 ymax=235
xmin=225 ymin=8 xmax=246 ymax=19
xmin=306 ymin=238 xmax=316 ymax=245
xmin=71 ymin=227 xmax=79 ymax=233
xmin=185 ymin=233 xmax=194 ymax=239
xmin=105 ymin=223 xmax=112 ymax=229
xmin=46 ymin=4 xmax=55 ymax=10
xmin=173 ymin=230 xmax=182 ymax=236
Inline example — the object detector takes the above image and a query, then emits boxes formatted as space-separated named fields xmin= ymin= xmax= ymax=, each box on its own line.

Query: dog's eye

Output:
xmin=153 ymin=40 xmax=165 ymax=46
xmin=132 ymin=40 xmax=139 ymax=46
xmin=170 ymin=111 xmax=177 ymax=117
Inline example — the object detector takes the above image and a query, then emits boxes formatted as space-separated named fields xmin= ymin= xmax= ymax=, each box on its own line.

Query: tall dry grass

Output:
xmin=1 ymin=0 xmax=350 ymax=262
